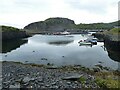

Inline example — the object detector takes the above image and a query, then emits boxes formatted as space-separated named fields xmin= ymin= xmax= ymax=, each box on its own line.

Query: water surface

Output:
xmin=1 ymin=34 xmax=119 ymax=70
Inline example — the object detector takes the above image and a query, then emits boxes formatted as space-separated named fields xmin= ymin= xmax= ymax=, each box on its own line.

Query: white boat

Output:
xmin=79 ymin=42 xmax=92 ymax=45
xmin=60 ymin=31 xmax=70 ymax=35
xmin=78 ymin=40 xmax=92 ymax=45
xmin=78 ymin=37 xmax=98 ymax=46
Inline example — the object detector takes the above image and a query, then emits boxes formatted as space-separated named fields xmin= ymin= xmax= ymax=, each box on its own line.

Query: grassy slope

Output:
xmin=76 ymin=20 xmax=120 ymax=30
xmin=1 ymin=25 xmax=20 ymax=32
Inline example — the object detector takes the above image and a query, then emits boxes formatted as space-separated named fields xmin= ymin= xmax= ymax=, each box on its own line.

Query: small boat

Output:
xmin=78 ymin=37 xmax=98 ymax=46
xmin=90 ymin=38 xmax=97 ymax=44
xmin=79 ymin=42 xmax=92 ymax=45
xmin=78 ymin=40 xmax=92 ymax=45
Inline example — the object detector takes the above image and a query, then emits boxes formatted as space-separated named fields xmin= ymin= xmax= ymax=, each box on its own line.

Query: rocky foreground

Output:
xmin=1 ymin=61 xmax=99 ymax=89
xmin=1 ymin=61 xmax=119 ymax=89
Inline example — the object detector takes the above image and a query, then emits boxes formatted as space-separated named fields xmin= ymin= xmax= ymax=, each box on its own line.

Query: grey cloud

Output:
xmin=64 ymin=0 xmax=118 ymax=14
xmin=0 ymin=0 xmax=51 ymax=13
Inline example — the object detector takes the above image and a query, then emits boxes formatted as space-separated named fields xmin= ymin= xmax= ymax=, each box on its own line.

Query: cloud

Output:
xmin=64 ymin=0 xmax=118 ymax=14
xmin=0 ymin=0 xmax=119 ymax=28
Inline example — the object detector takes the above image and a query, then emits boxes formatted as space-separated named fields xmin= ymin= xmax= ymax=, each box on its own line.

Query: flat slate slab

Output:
xmin=62 ymin=74 xmax=83 ymax=81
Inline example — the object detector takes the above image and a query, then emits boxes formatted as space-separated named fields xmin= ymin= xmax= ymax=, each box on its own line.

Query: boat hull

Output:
xmin=79 ymin=42 xmax=92 ymax=45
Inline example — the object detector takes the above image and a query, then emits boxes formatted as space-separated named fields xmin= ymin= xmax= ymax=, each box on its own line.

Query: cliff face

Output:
xmin=2 ymin=31 xmax=28 ymax=40
xmin=24 ymin=17 xmax=75 ymax=31
xmin=1 ymin=25 xmax=29 ymax=41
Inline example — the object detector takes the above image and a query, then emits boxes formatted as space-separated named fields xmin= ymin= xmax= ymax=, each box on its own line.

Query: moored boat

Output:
xmin=78 ymin=37 xmax=97 ymax=46
xmin=90 ymin=38 xmax=97 ymax=44
xmin=79 ymin=42 xmax=92 ymax=45
xmin=78 ymin=40 xmax=92 ymax=45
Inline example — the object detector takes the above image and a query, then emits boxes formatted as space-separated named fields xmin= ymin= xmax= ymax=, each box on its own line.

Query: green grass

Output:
xmin=110 ymin=28 xmax=120 ymax=33
xmin=1 ymin=25 xmax=19 ymax=32
xmin=95 ymin=77 xmax=119 ymax=88
xmin=79 ymin=76 xmax=86 ymax=84
xmin=94 ymin=71 xmax=120 ymax=88
xmin=105 ymin=28 xmax=120 ymax=35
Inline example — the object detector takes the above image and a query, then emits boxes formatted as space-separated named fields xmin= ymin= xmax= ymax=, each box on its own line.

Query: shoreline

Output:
xmin=1 ymin=61 xmax=120 ymax=89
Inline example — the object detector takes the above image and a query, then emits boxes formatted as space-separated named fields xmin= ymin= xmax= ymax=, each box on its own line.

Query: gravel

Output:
xmin=1 ymin=61 xmax=99 ymax=89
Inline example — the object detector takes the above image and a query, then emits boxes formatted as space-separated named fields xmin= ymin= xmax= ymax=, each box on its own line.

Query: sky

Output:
xmin=0 ymin=0 xmax=119 ymax=28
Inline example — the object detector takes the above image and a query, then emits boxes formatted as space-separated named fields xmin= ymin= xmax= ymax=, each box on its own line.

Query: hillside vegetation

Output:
xmin=76 ymin=20 xmax=120 ymax=30
xmin=109 ymin=28 xmax=120 ymax=33
xmin=24 ymin=17 xmax=120 ymax=31
xmin=1 ymin=25 xmax=19 ymax=32
xmin=1 ymin=25 xmax=29 ymax=41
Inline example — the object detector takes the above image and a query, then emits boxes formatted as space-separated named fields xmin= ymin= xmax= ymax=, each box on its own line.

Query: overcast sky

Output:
xmin=0 ymin=0 xmax=119 ymax=28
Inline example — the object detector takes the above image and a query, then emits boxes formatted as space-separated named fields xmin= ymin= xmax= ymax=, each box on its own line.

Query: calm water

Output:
xmin=1 ymin=34 xmax=119 ymax=69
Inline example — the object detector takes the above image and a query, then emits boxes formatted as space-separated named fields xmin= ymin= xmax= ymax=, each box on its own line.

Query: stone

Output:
xmin=88 ymin=75 xmax=95 ymax=80
xmin=53 ymin=86 xmax=59 ymax=88
xmin=45 ymin=85 xmax=50 ymax=87
xmin=62 ymin=74 xmax=83 ymax=81
xmin=5 ymin=55 xmax=7 ymax=57
xmin=33 ymin=51 xmax=35 ymax=52
xmin=31 ymin=78 xmax=35 ymax=81
xmin=67 ymin=82 xmax=71 ymax=84
xmin=22 ymin=77 xmax=31 ymax=83
xmin=95 ymin=64 xmax=103 ymax=70
xmin=41 ymin=58 xmax=47 ymax=60
xmin=46 ymin=66 xmax=58 ymax=69
xmin=3 ymin=81 xmax=11 ymax=85
xmin=37 ymin=77 xmax=43 ymax=82
xmin=93 ymin=67 xmax=101 ymax=72
xmin=15 ymin=79 xmax=22 ymax=83
xmin=51 ymin=82 xmax=56 ymax=85
xmin=9 ymin=83 xmax=20 ymax=88
xmin=8 ymin=73 xmax=11 ymax=77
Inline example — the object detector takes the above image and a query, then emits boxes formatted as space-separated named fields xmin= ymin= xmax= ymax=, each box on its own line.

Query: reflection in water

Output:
xmin=104 ymin=40 xmax=120 ymax=62
xmin=1 ymin=35 xmax=119 ymax=70
xmin=2 ymin=39 xmax=28 ymax=53
xmin=107 ymin=51 xmax=120 ymax=62
xmin=48 ymin=40 xmax=74 ymax=46
xmin=29 ymin=35 xmax=74 ymax=45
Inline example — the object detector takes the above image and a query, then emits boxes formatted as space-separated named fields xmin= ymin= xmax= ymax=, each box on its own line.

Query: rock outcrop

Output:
xmin=2 ymin=31 xmax=28 ymax=40
xmin=1 ymin=25 xmax=30 ymax=41
xmin=24 ymin=17 xmax=75 ymax=32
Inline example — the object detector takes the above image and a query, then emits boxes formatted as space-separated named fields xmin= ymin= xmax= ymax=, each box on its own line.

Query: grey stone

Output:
xmin=22 ymin=77 xmax=31 ymax=83
xmin=46 ymin=66 xmax=58 ymax=69
xmin=9 ymin=83 xmax=20 ymax=88
xmin=51 ymin=82 xmax=56 ymax=85
xmin=62 ymin=74 xmax=83 ymax=81
xmin=93 ymin=67 xmax=101 ymax=72
xmin=37 ymin=77 xmax=43 ymax=82
xmin=67 ymin=82 xmax=71 ymax=84
xmin=45 ymin=84 xmax=50 ymax=87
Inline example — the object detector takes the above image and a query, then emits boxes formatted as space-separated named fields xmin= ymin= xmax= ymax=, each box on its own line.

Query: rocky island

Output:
xmin=24 ymin=17 xmax=75 ymax=32
xmin=24 ymin=17 xmax=120 ymax=34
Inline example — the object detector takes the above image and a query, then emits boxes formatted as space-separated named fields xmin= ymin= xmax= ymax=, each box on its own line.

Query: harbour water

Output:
xmin=1 ymin=34 xmax=119 ymax=70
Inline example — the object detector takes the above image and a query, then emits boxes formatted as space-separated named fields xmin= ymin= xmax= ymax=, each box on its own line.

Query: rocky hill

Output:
xmin=24 ymin=17 xmax=120 ymax=32
xmin=24 ymin=17 xmax=75 ymax=32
